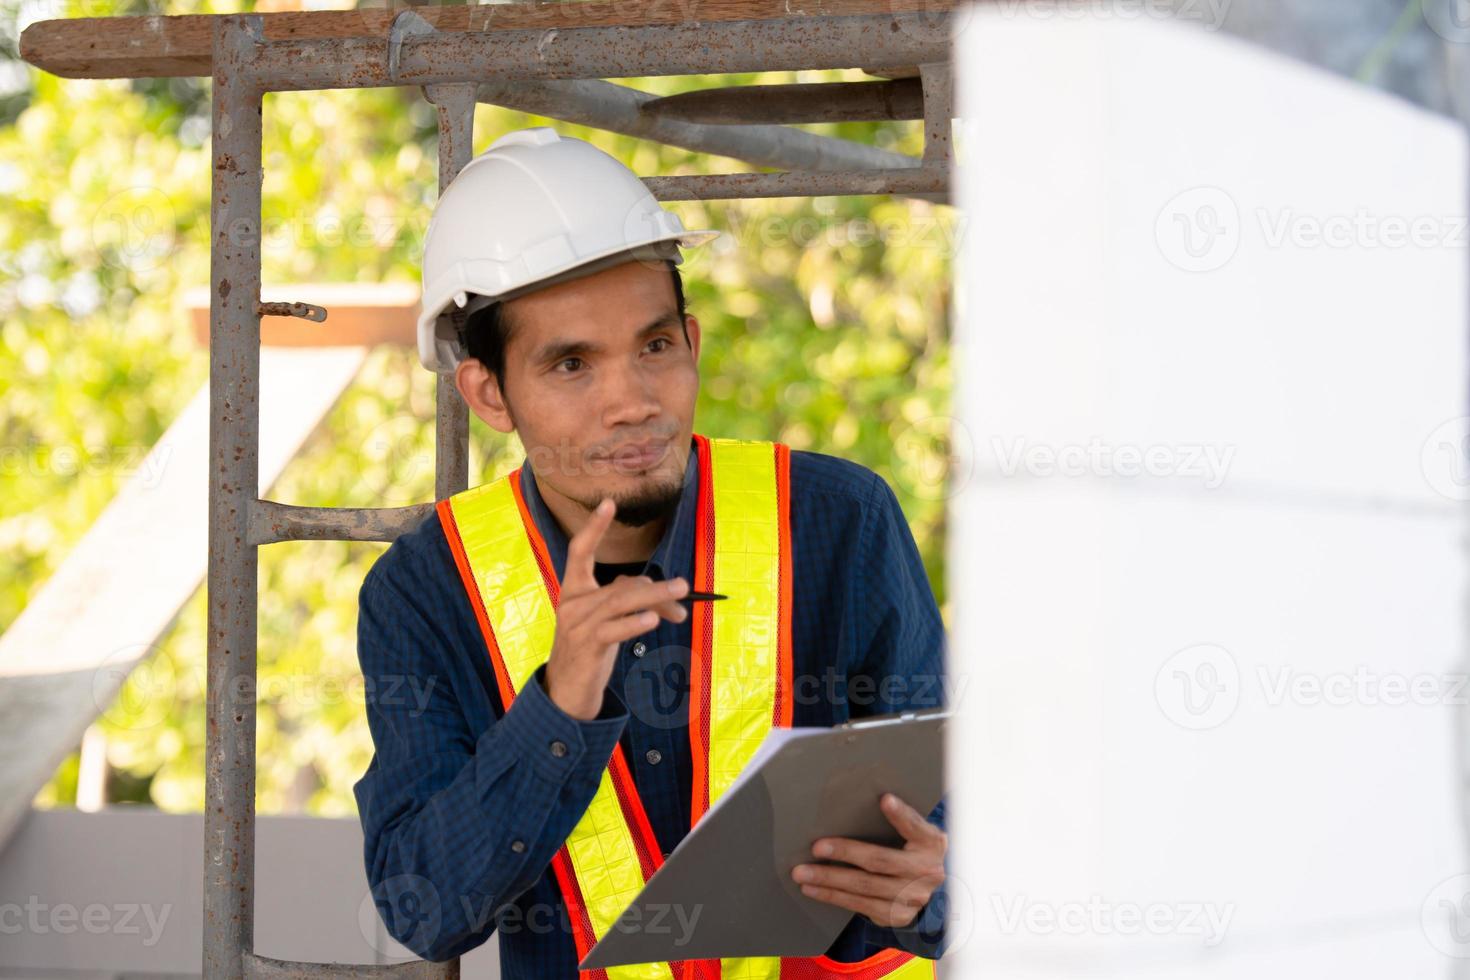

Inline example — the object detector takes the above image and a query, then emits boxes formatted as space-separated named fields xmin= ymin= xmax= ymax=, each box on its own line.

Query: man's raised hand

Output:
xmin=543 ymin=497 xmax=690 ymax=720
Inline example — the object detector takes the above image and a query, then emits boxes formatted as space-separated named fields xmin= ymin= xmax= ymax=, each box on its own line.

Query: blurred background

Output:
xmin=0 ymin=0 xmax=955 ymax=819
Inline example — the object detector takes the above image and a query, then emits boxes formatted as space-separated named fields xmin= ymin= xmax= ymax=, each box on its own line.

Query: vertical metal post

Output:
xmin=919 ymin=62 xmax=953 ymax=165
xmin=205 ymin=15 xmax=263 ymax=980
xmin=426 ymin=83 xmax=476 ymax=500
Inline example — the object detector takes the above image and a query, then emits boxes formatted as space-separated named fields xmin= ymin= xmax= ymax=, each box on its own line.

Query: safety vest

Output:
xmin=437 ymin=433 xmax=938 ymax=980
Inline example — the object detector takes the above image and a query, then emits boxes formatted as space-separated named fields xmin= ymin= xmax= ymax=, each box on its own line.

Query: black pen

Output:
xmin=679 ymin=591 xmax=727 ymax=602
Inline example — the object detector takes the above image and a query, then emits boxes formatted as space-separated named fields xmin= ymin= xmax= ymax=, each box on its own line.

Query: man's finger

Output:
xmin=811 ymin=837 xmax=928 ymax=878
xmin=590 ymin=576 xmax=690 ymax=621
xmin=880 ymin=793 xmax=946 ymax=847
xmin=791 ymin=862 xmax=915 ymax=903
xmin=562 ymin=497 xmax=616 ymax=594
xmin=796 ymin=883 xmax=924 ymax=928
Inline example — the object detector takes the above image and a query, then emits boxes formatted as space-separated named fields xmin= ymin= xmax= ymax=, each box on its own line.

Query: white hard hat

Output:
xmin=416 ymin=127 xmax=721 ymax=372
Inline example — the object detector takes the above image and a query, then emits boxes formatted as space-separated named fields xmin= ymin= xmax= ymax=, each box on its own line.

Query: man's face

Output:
xmin=457 ymin=258 xmax=701 ymax=527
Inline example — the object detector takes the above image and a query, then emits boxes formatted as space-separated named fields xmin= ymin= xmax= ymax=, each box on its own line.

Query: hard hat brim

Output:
xmin=417 ymin=227 xmax=720 ymax=372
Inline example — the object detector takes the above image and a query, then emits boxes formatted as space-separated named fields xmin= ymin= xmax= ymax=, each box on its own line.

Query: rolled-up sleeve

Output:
xmin=846 ymin=472 xmax=950 ymax=961
xmin=353 ymin=561 xmax=628 ymax=962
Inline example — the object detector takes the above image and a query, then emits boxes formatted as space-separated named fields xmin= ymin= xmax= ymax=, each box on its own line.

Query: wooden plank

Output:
xmin=181 ymin=281 xmax=420 ymax=349
xmin=20 ymin=0 xmax=956 ymax=79
xmin=0 ymin=347 xmax=368 ymax=852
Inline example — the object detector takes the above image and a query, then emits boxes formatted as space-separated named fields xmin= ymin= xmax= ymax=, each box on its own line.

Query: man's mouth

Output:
xmin=605 ymin=440 xmax=669 ymax=470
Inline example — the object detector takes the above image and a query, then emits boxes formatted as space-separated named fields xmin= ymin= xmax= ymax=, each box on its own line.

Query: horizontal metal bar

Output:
xmin=248 ymin=499 xmax=435 ymax=545
xmin=243 ymin=952 xmax=457 ymax=980
xmin=643 ymin=166 xmax=948 ymax=200
xmin=17 ymin=0 xmax=958 ymax=80
xmin=257 ymin=300 xmax=327 ymax=322
xmin=475 ymin=78 xmax=945 ymax=204
xmin=641 ymin=78 xmax=924 ymax=124
xmin=245 ymin=13 xmax=951 ymax=91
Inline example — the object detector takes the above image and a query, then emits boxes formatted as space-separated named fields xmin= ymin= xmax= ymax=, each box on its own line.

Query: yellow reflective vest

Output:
xmin=437 ymin=433 xmax=937 ymax=980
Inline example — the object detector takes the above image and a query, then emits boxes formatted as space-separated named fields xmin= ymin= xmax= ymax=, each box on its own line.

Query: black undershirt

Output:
xmin=592 ymin=560 xmax=651 ymax=587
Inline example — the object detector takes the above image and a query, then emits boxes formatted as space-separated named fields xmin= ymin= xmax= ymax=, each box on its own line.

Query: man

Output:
xmin=354 ymin=127 xmax=950 ymax=978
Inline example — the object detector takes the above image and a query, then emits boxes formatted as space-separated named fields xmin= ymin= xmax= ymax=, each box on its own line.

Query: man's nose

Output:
xmin=601 ymin=358 xmax=660 ymax=427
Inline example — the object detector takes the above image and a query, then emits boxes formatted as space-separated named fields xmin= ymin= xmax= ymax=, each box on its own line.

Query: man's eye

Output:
xmin=555 ymin=358 xmax=583 ymax=373
xmin=648 ymin=338 xmax=671 ymax=353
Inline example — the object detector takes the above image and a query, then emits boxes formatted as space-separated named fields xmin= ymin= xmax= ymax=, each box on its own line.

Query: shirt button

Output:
xmin=632 ymin=642 xmax=647 ymax=657
xmin=550 ymin=740 xmax=568 ymax=758
xmin=645 ymin=749 xmax=662 ymax=765
xmin=510 ymin=840 xmax=526 ymax=853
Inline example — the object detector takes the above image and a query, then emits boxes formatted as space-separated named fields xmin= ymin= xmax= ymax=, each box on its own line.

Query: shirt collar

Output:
xmin=517 ymin=435 xmax=699 ymax=584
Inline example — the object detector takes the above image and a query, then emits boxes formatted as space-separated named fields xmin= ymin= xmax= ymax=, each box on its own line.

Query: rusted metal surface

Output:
xmin=248 ymin=14 xmax=951 ymax=90
xmin=423 ymin=78 xmax=475 ymax=496
xmin=919 ymin=61 xmax=952 ymax=165
xmin=642 ymin=78 xmax=924 ymax=124
xmin=244 ymin=951 xmax=460 ymax=980
xmin=18 ymin=0 xmax=957 ymax=79
xmin=204 ymin=15 xmax=264 ymax=980
xmin=248 ymin=501 xmax=435 ymax=545
xmin=256 ymin=300 xmax=327 ymax=322
xmin=644 ymin=165 xmax=948 ymax=200
xmin=476 ymin=77 xmax=944 ymax=202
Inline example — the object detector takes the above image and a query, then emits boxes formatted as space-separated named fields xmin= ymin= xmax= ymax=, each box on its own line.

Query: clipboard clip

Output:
xmin=836 ymin=707 xmax=951 ymax=730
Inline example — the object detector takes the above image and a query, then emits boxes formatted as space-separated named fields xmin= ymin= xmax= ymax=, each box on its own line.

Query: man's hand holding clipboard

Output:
xmin=792 ymin=791 xmax=949 ymax=929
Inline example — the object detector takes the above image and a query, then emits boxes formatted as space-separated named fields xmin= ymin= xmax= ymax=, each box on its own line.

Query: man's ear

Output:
xmin=455 ymin=357 xmax=515 ymax=434
xmin=684 ymin=314 xmax=701 ymax=366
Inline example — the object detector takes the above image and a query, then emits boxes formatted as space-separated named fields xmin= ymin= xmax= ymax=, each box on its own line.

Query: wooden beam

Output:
xmin=20 ymin=0 xmax=956 ymax=80
xmin=181 ymin=281 xmax=419 ymax=349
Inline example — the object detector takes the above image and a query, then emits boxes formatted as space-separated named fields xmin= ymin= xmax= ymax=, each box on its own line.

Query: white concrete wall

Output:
xmin=949 ymin=6 xmax=1468 ymax=978
xmin=0 ymin=808 xmax=501 ymax=978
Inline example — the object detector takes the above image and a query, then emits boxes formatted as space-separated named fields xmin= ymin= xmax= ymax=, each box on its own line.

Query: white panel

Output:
xmin=949 ymin=6 xmax=1468 ymax=978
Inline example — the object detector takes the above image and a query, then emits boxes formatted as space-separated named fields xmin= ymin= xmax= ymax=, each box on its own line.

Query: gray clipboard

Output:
xmin=579 ymin=708 xmax=949 ymax=970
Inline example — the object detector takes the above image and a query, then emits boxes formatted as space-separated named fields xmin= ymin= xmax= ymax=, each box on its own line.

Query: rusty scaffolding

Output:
xmin=19 ymin=2 xmax=955 ymax=977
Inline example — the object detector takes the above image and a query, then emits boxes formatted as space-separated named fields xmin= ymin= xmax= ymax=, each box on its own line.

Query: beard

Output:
xmin=574 ymin=474 xmax=684 ymax=528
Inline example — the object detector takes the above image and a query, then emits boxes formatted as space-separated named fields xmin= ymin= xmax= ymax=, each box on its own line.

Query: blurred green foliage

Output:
xmin=1 ymin=0 xmax=955 ymax=816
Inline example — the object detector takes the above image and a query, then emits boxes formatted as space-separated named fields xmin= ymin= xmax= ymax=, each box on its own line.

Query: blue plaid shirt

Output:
xmin=354 ymin=436 xmax=950 ymax=975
